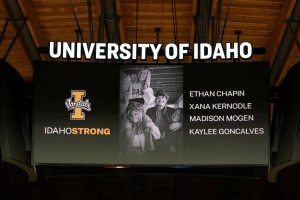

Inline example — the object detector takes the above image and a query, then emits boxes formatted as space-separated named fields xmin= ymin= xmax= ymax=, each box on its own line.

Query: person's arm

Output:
xmin=149 ymin=125 xmax=161 ymax=139
xmin=143 ymin=87 xmax=155 ymax=105
xmin=169 ymin=122 xmax=182 ymax=131
xmin=145 ymin=68 xmax=151 ymax=87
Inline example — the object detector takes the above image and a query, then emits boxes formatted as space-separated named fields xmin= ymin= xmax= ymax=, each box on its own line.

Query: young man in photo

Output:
xmin=146 ymin=90 xmax=182 ymax=152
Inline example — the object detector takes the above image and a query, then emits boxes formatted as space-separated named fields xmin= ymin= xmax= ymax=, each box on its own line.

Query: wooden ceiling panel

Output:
xmin=122 ymin=0 xmax=191 ymax=4
xmin=35 ymin=6 xmax=99 ymax=16
xmin=33 ymin=0 xmax=91 ymax=7
xmin=32 ymin=0 xmax=101 ymax=46
xmin=221 ymin=21 xmax=276 ymax=32
xmin=120 ymin=0 xmax=193 ymax=46
xmin=210 ymin=0 xmax=286 ymax=66
xmin=221 ymin=7 xmax=280 ymax=17
xmin=229 ymin=1 xmax=282 ymax=10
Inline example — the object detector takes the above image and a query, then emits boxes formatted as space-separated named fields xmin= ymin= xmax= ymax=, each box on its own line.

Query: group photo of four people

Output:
xmin=119 ymin=66 xmax=183 ymax=158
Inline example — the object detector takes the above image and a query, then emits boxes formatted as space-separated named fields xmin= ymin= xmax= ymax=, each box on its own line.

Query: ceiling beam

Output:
xmin=18 ymin=0 xmax=47 ymax=48
xmin=270 ymin=0 xmax=299 ymax=86
xmin=2 ymin=0 xmax=41 ymax=62
xmin=186 ymin=0 xmax=197 ymax=63
xmin=192 ymin=0 xmax=212 ymax=63
xmin=18 ymin=0 xmax=48 ymax=61
xmin=266 ymin=0 xmax=296 ymax=67
xmin=189 ymin=0 xmax=197 ymax=46
xmin=277 ymin=34 xmax=300 ymax=84
xmin=105 ymin=0 xmax=120 ymax=44
xmin=115 ymin=0 xmax=125 ymax=43
xmin=97 ymin=0 xmax=105 ymax=43
xmin=214 ymin=0 xmax=222 ymax=44
xmin=0 ymin=0 xmax=32 ymax=69
xmin=87 ymin=0 xmax=95 ymax=44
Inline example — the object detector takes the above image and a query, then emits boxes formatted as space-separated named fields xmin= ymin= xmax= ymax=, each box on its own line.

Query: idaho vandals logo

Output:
xmin=65 ymin=90 xmax=91 ymax=120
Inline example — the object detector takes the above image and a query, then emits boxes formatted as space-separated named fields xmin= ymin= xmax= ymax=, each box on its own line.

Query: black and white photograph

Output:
xmin=119 ymin=65 xmax=183 ymax=158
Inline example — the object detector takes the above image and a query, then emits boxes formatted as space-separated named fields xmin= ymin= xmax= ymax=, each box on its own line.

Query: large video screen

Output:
xmin=33 ymin=61 xmax=269 ymax=166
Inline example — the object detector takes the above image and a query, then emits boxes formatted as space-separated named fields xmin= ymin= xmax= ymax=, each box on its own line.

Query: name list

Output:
xmin=188 ymin=90 xmax=265 ymax=136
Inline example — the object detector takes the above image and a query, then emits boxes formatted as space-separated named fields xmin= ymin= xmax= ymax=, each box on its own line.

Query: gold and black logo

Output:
xmin=65 ymin=90 xmax=91 ymax=120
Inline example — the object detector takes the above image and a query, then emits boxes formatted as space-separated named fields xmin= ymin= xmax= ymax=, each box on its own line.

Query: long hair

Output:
xmin=137 ymin=66 xmax=151 ymax=87
xmin=127 ymin=107 xmax=143 ymax=123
